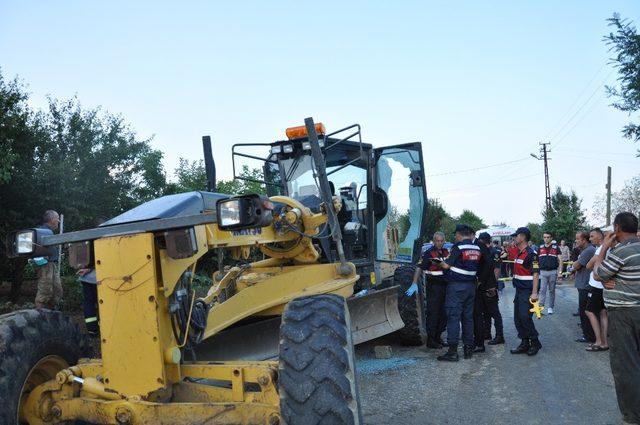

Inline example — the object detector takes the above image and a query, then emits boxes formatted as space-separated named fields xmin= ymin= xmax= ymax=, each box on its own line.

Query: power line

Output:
xmin=552 ymin=91 xmax=609 ymax=149
xmin=549 ymin=70 xmax=615 ymax=148
xmin=553 ymin=148 xmax=631 ymax=156
xmin=430 ymin=170 xmax=541 ymax=195
xmin=543 ymin=63 xmax=608 ymax=141
xmin=426 ymin=157 xmax=529 ymax=177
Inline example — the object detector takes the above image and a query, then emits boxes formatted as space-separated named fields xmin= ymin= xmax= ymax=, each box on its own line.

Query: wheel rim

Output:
xmin=18 ymin=355 xmax=69 ymax=423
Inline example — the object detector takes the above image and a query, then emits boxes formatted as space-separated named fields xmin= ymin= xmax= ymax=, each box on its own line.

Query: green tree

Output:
xmin=456 ymin=209 xmax=486 ymax=232
xmin=171 ymin=158 xmax=209 ymax=192
xmin=542 ymin=187 xmax=587 ymax=243
xmin=526 ymin=222 xmax=544 ymax=245
xmin=592 ymin=174 xmax=640 ymax=222
xmin=605 ymin=14 xmax=640 ymax=155
xmin=422 ymin=198 xmax=458 ymax=240
xmin=0 ymin=71 xmax=170 ymax=299
xmin=171 ymin=158 xmax=265 ymax=195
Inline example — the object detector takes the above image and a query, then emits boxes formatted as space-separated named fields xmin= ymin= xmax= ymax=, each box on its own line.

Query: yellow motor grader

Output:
xmin=1 ymin=118 xmax=428 ymax=424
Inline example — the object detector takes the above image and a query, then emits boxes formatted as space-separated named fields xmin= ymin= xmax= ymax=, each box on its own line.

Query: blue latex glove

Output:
xmin=32 ymin=257 xmax=48 ymax=267
xmin=405 ymin=282 xmax=418 ymax=297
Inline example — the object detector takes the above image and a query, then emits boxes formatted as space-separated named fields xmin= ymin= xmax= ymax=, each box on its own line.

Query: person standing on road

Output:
xmin=473 ymin=232 xmax=504 ymax=352
xmin=509 ymin=227 xmax=542 ymax=356
xmin=492 ymin=240 xmax=504 ymax=290
xmin=500 ymin=241 xmax=509 ymax=278
xmin=559 ymin=239 xmax=570 ymax=280
xmin=538 ymin=232 xmax=561 ymax=314
xmin=34 ymin=210 xmax=63 ymax=309
xmin=75 ymin=217 xmax=107 ymax=336
xmin=593 ymin=212 xmax=640 ymax=424
xmin=410 ymin=231 xmax=449 ymax=349
xmin=435 ymin=224 xmax=482 ymax=362
xmin=573 ymin=231 xmax=597 ymax=344
xmin=507 ymin=240 xmax=518 ymax=277
xmin=584 ymin=228 xmax=608 ymax=352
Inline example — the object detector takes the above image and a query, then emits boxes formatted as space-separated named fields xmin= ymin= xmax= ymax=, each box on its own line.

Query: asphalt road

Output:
xmin=355 ymin=281 xmax=621 ymax=425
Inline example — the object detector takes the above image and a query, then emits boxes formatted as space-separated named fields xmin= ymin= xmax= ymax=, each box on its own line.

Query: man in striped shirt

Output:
xmin=593 ymin=212 xmax=640 ymax=424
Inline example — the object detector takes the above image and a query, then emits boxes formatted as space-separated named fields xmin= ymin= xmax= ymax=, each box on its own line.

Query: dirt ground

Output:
xmin=355 ymin=281 xmax=621 ymax=425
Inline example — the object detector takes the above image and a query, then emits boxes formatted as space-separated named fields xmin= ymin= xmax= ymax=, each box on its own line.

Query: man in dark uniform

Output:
xmin=435 ymin=224 xmax=482 ymax=361
xmin=473 ymin=232 xmax=505 ymax=352
xmin=492 ymin=240 xmax=504 ymax=287
xmin=411 ymin=231 xmax=449 ymax=348
xmin=510 ymin=227 xmax=542 ymax=356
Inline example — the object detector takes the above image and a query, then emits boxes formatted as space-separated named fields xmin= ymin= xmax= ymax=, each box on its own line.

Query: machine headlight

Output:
xmin=282 ymin=144 xmax=293 ymax=154
xmin=302 ymin=142 xmax=311 ymax=150
xmin=219 ymin=199 xmax=242 ymax=227
xmin=16 ymin=230 xmax=35 ymax=254
xmin=6 ymin=228 xmax=54 ymax=258
xmin=271 ymin=145 xmax=282 ymax=154
xmin=217 ymin=195 xmax=274 ymax=231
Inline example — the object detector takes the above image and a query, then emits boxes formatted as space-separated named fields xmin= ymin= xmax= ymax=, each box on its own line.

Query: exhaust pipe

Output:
xmin=202 ymin=135 xmax=216 ymax=192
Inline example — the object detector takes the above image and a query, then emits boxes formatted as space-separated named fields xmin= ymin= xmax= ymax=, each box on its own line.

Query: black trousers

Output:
xmin=514 ymin=287 xmax=539 ymax=339
xmin=425 ymin=278 xmax=447 ymax=336
xmin=608 ymin=308 xmax=640 ymax=424
xmin=81 ymin=282 xmax=99 ymax=333
xmin=578 ymin=288 xmax=596 ymax=342
xmin=474 ymin=287 xmax=504 ymax=345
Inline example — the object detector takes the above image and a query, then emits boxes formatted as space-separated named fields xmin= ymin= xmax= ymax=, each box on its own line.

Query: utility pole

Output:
xmin=531 ymin=142 xmax=552 ymax=214
xmin=606 ymin=166 xmax=612 ymax=226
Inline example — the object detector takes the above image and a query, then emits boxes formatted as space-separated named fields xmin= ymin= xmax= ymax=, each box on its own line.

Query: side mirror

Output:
xmin=216 ymin=194 xmax=273 ymax=231
xmin=7 ymin=228 xmax=55 ymax=258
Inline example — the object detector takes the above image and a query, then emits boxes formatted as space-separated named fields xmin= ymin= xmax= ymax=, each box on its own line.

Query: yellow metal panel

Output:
xmin=204 ymin=263 xmax=357 ymax=339
xmin=94 ymin=233 xmax=167 ymax=396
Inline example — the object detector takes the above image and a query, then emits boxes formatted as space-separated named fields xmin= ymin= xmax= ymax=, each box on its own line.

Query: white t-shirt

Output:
xmin=588 ymin=246 xmax=603 ymax=289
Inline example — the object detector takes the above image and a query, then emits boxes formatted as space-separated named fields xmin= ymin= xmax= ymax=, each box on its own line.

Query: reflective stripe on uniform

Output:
xmin=458 ymin=244 xmax=480 ymax=250
xmin=85 ymin=317 xmax=98 ymax=323
xmin=450 ymin=266 xmax=477 ymax=276
xmin=426 ymin=270 xmax=444 ymax=276
xmin=513 ymin=275 xmax=534 ymax=280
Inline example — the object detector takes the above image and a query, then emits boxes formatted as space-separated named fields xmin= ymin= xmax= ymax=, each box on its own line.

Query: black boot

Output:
xmin=473 ymin=344 xmax=486 ymax=353
xmin=527 ymin=338 xmax=542 ymax=356
xmin=510 ymin=339 xmax=530 ymax=354
xmin=463 ymin=345 xmax=474 ymax=359
xmin=426 ymin=334 xmax=443 ymax=349
xmin=437 ymin=345 xmax=459 ymax=362
xmin=488 ymin=335 xmax=505 ymax=345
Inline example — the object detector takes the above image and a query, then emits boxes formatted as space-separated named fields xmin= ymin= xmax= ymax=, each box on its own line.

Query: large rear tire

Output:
xmin=394 ymin=265 xmax=427 ymax=345
xmin=0 ymin=309 xmax=93 ymax=424
xmin=278 ymin=294 xmax=361 ymax=425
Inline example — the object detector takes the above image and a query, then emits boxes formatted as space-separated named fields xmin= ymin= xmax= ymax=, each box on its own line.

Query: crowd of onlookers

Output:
xmin=483 ymin=216 xmax=640 ymax=424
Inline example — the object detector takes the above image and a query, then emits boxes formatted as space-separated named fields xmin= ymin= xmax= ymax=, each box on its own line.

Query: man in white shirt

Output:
xmin=584 ymin=228 xmax=608 ymax=351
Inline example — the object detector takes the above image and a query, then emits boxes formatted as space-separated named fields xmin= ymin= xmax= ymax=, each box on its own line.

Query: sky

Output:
xmin=1 ymin=0 xmax=639 ymax=227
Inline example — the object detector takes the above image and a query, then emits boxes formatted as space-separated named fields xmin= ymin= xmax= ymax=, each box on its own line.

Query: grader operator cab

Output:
xmin=231 ymin=120 xmax=429 ymax=346
xmin=1 ymin=118 xmax=427 ymax=425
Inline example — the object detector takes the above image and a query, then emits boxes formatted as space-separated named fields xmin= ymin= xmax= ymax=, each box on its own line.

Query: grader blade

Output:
xmin=348 ymin=286 xmax=404 ymax=345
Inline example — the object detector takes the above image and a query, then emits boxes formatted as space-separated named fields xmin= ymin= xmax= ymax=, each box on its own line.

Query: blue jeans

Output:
xmin=445 ymin=281 xmax=476 ymax=347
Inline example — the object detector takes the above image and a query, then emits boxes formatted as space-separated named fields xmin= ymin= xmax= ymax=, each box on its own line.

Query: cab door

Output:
xmin=373 ymin=143 xmax=427 ymax=264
